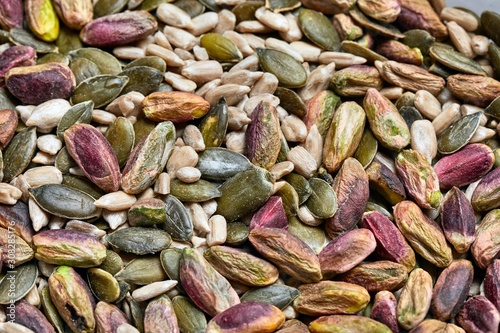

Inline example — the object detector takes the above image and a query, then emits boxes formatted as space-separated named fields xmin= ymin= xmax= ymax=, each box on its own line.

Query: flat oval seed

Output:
xmin=71 ymin=75 xmax=129 ymax=108
xmin=3 ymin=127 xmax=37 ymax=182
xmin=106 ymin=227 xmax=172 ymax=255
xmin=437 ymin=113 xmax=482 ymax=155
xmin=257 ymin=48 xmax=308 ymax=88
xmin=305 ymin=178 xmax=338 ymax=219
xmin=87 ymin=268 xmax=121 ymax=303
xmin=0 ymin=262 xmax=37 ymax=304
xmin=298 ymin=8 xmax=340 ymax=51
xmin=200 ymin=33 xmax=243 ymax=63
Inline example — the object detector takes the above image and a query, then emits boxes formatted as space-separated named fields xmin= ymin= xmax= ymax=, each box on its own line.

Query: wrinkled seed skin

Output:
xmin=95 ymin=301 xmax=129 ymax=333
xmin=0 ymin=0 xmax=23 ymax=30
xmin=396 ymin=0 xmax=448 ymax=40
xmin=143 ymin=91 xmax=211 ymax=123
xmin=13 ymin=299 xmax=56 ymax=333
xmin=144 ymin=295 xmax=179 ymax=333
xmin=309 ymin=315 xmax=392 ymax=333
xmin=410 ymin=320 xmax=465 ymax=333
xmin=206 ymin=302 xmax=285 ymax=333
xmin=485 ymin=260 xmax=500 ymax=312
xmin=0 ymin=200 xmax=35 ymax=245
xmin=371 ymin=291 xmax=400 ymax=333
xmin=471 ymin=209 xmax=500 ymax=270
xmin=304 ymin=90 xmax=341 ymax=138
xmin=249 ymin=227 xmax=322 ymax=283
xmin=431 ymin=259 xmax=474 ymax=321
xmin=0 ymin=45 xmax=36 ymax=87
xmin=249 ymin=195 xmax=288 ymax=230
xmin=397 ymin=268 xmax=433 ymax=331
xmin=472 ymin=166 xmax=500 ymax=212
xmin=366 ymin=161 xmax=406 ymax=205
xmin=457 ymin=296 xmax=500 ymax=333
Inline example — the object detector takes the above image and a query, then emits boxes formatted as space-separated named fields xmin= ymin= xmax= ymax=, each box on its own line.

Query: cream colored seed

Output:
xmin=153 ymin=31 xmax=172 ymax=50
xmin=236 ymin=20 xmax=273 ymax=34
xmin=167 ymin=145 xmax=199 ymax=177
xmin=302 ymin=124 xmax=323 ymax=167
xmin=0 ymin=183 xmax=22 ymax=205
xmin=65 ymin=220 xmax=106 ymax=239
xmin=204 ymin=84 xmax=251 ymax=106
xmin=271 ymin=180 xmax=287 ymax=195
xmin=195 ymin=78 xmax=221 ymax=98
xmin=202 ymin=199 xmax=217 ymax=217
xmin=224 ymin=130 xmax=246 ymax=154
xmin=16 ymin=105 xmax=34 ymax=125
xmin=440 ymin=7 xmax=479 ymax=31
xmin=102 ymin=209 xmax=128 ymax=230
xmin=69 ymin=167 xmax=84 ymax=177
xmin=186 ymin=202 xmax=210 ymax=234
xmin=287 ymin=146 xmax=317 ymax=178
xmin=137 ymin=187 xmax=155 ymax=201
xmin=0 ymin=322 xmax=36 ymax=333
xmin=227 ymin=106 xmax=251 ymax=131
xmin=229 ymin=53 xmax=259 ymax=72
xmin=170 ymin=240 xmax=192 ymax=249
xmin=244 ymin=93 xmax=280 ymax=116
xmin=145 ymin=44 xmax=184 ymax=67
xmin=92 ymin=109 xmax=116 ymax=125
xmin=112 ymin=46 xmax=146 ymax=60
xmin=176 ymin=166 xmax=202 ymax=183
xmin=134 ymin=34 xmax=155 ymax=49
xmin=117 ymin=323 xmax=141 ymax=333
xmin=250 ymin=72 xmax=279 ymax=96
xmin=283 ymin=305 xmax=298 ymax=319
xmin=181 ymin=60 xmax=223 ymax=84
xmin=189 ymin=12 xmax=219 ymax=36
xmin=25 ymin=99 xmax=71 ymax=130
xmin=447 ymin=21 xmax=475 ymax=58
xmin=48 ymin=215 xmax=66 ymax=230
xmin=433 ymin=103 xmax=461 ymax=135
xmin=222 ymin=30 xmax=254 ymax=57
xmin=281 ymin=115 xmax=308 ymax=143
xmin=164 ymin=72 xmax=197 ymax=92
xmin=280 ymin=12 xmax=303 ymax=42
xmin=24 ymin=166 xmax=62 ymax=187
xmin=414 ymin=89 xmax=442 ymax=120
xmin=174 ymin=48 xmax=195 ymax=61
xmin=37 ymin=134 xmax=62 ymax=155
xmin=29 ymin=197 xmax=50 ymax=232
xmin=298 ymin=205 xmax=322 ymax=227
xmin=298 ymin=63 xmax=336 ymax=102
xmin=460 ymin=105 xmax=487 ymax=126
xmin=411 ymin=120 xmax=438 ymax=164
xmin=471 ymin=35 xmax=490 ymax=56
xmin=182 ymin=125 xmax=205 ymax=152
xmin=470 ymin=126 xmax=496 ymax=143
xmin=318 ymin=51 xmax=366 ymax=68
xmin=106 ymin=91 xmax=144 ymax=118
xmin=255 ymin=7 xmax=289 ymax=32
xmin=374 ymin=152 xmax=396 ymax=174
xmin=290 ymin=41 xmax=322 ymax=62
xmin=276 ymin=106 xmax=289 ymax=122
xmin=265 ymin=37 xmax=303 ymax=62
xmin=270 ymin=161 xmax=295 ymax=180
xmin=193 ymin=45 xmax=209 ymax=61
xmin=156 ymin=3 xmax=193 ymax=29
xmin=213 ymin=9 xmax=236 ymax=34
xmin=9 ymin=174 xmax=30 ymax=203
xmin=163 ymin=26 xmax=197 ymax=51
xmin=32 ymin=152 xmax=56 ymax=165
xmin=25 ymin=284 xmax=40 ymax=307
xmin=221 ymin=69 xmax=263 ymax=86
xmin=132 ymin=280 xmax=178 ymax=302
xmin=94 ymin=191 xmax=137 ymax=211
xmin=380 ymin=87 xmax=404 ymax=100
xmin=154 ymin=172 xmax=170 ymax=195
xmin=206 ymin=214 xmax=227 ymax=247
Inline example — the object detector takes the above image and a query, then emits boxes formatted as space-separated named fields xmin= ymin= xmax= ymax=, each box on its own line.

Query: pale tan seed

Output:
xmin=213 ymin=9 xmax=237 ymax=34
xmin=221 ymin=69 xmax=263 ymax=86
xmin=29 ymin=197 xmax=49 ymax=232
xmin=174 ymin=48 xmax=195 ymax=61
xmin=224 ymin=130 xmax=246 ymax=154
xmin=16 ymin=105 xmax=34 ymax=125
xmin=135 ymin=35 xmax=155 ymax=49
xmin=92 ymin=109 xmax=116 ymax=125
xmin=250 ymin=72 xmax=279 ymax=96
xmin=154 ymin=172 xmax=170 ymax=195
xmin=145 ymin=44 xmax=184 ymax=67
xmin=206 ymin=214 xmax=227 ymax=247
xmin=380 ymin=86 xmax=404 ymax=100
xmin=302 ymin=124 xmax=323 ymax=167
xmin=188 ymin=12 xmax=219 ymax=36
xmin=227 ymin=106 xmax=251 ymax=131
xmin=137 ymin=188 xmax=155 ymax=202
xmin=182 ymin=124 xmax=206 ymax=152
xmin=281 ymin=115 xmax=308 ymax=143
xmin=447 ymin=21 xmax=476 ymax=58
xmin=283 ymin=305 xmax=298 ymax=320
xmin=433 ymin=102 xmax=461 ymax=135
xmin=265 ymin=37 xmax=303 ymax=62
xmin=202 ymin=199 xmax=218 ymax=217
xmin=374 ymin=152 xmax=396 ymax=174
xmin=113 ymin=47 xmax=145 ymax=62
xmin=470 ymin=126 xmax=496 ymax=143
xmin=132 ymin=280 xmax=178 ymax=302
xmin=297 ymin=63 xmax=335 ymax=102
xmin=244 ymin=93 xmax=280 ymax=116
xmin=167 ymin=146 xmax=199 ymax=178
xmin=9 ymin=174 xmax=30 ymax=203
xmin=204 ymin=84 xmax=251 ymax=106
xmin=290 ymin=41 xmax=322 ymax=62
xmin=117 ymin=323 xmax=141 ymax=333
xmin=255 ymin=7 xmax=289 ymax=32
xmin=163 ymin=26 xmax=197 ymax=51
xmin=156 ymin=3 xmax=193 ymax=29
xmin=154 ymin=31 xmax=173 ymax=50
xmin=65 ymin=220 xmax=106 ymax=239
xmin=106 ymin=91 xmax=145 ymax=118
xmin=186 ymin=202 xmax=210 ymax=234
xmin=287 ymin=146 xmax=317 ymax=178
xmin=241 ymin=33 xmax=266 ymax=50
xmin=298 ymin=205 xmax=322 ymax=227
xmin=24 ymin=166 xmax=63 ymax=187
xmin=480 ymin=65 xmax=494 ymax=77
xmin=318 ymin=51 xmax=366 ymax=68
xmin=271 ymin=180 xmax=287 ymax=195
xmin=25 ymin=99 xmax=71 ymax=130
xmin=164 ymin=72 xmax=197 ymax=92
xmin=193 ymin=45 xmax=209 ymax=61
xmin=25 ymin=284 xmax=40 ymax=307
xmin=32 ymin=152 xmax=56 ymax=165
xmin=176 ymin=166 xmax=202 ymax=183
xmin=270 ymin=161 xmax=295 ymax=180
xmin=196 ymin=79 xmax=221 ymax=98
xmin=37 ymin=134 xmax=62 ymax=155
xmin=471 ymin=35 xmax=490 ymax=56
xmin=411 ymin=120 xmax=438 ymax=163
xmin=94 ymin=191 xmax=137 ymax=211
xmin=191 ymin=235 xmax=207 ymax=248
xmin=102 ymin=209 xmax=128 ymax=230
xmin=440 ymin=7 xmax=478 ymax=31
xmin=181 ymin=60 xmax=223 ymax=83
xmin=0 ymin=183 xmax=22 ymax=205
xmin=229 ymin=53 xmax=259 ymax=73
xmin=236 ymin=20 xmax=273 ymax=34
xmin=276 ymin=105 xmax=289 ymax=122
xmin=222 ymin=30 xmax=254 ymax=56
xmin=280 ymin=12 xmax=303 ymax=43
xmin=414 ymin=89 xmax=442 ymax=120
xmin=460 ymin=105 xmax=487 ymax=126
xmin=0 ymin=322 xmax=36 ymax=333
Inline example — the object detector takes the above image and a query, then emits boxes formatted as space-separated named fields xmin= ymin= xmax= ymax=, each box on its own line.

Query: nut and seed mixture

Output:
xmin=1 ymin=0 xmax=500 ymax=332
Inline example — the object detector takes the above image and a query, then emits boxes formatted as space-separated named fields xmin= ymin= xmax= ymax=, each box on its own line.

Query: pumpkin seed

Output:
xmin=482 ymin=10 xmax=500 ymax=46
xmin=276 ymin=181 xmax=299 ymax=218
xmin=232 ymin=1 xmax=264 ymax=22
xmin=399 ymin=106 xmax=424 ymax=129
xmin=40 ymin=286 xmax=66 ymax=333
xmin=240 ymin=284 xmax=299 ymax=309
xmin=93 ymin=0 xmax=128 ymax=18
xmin=402 ymin=29 xmax=435 ymax=56
xmin=98 ymin=249 xmax=123 ymax=276
xmin=274 ymin=87 xmax=306 ymax=117
xmin=37 ymin=52 xmax=70 ymax=65
xmin=170 ymin=178 xmax=222 ymax=202
xmin=200 ymin=33 xmax=243 ymax=63
xmin=160 ymin=248 xmax=182 ymax=282
xmin=106 ymin=227 xmax=172 ymax=255
xmin=305 ymin=177 xmax=338 ymax=219
xmin=197 ymin=147 xmax=253 ymax=181
xmin=225 ymin=221 xmax=249 ymax=246
xmin=28 ymin=184 xmax=101 ymax=219
xmin=257 ymin=48 xmax=308 ymax=88
xmin=71 ymin=75 xmax=129 ymax=108
xmin=174 ymin=0 xmax=206 ymax=18
xmin=430 ymin=44 xmax=487 ymax=76
xmin=124 ymin=56 xmax=167 ymax=73
xmin=56 ymin=100 xmax=94 ymax=139
xmin=2 ymin=127 xmax=36 ymax=182
xmin=119 ymin=66 xmax=164 ymax=96
xmin=0 ymin=261 xmax=37 ymax=304
xmin=172 ymin=296 xmax=207 ymax=333
xmin=162 ymin=194 xmax=194 ymax=241
xmin=341 ymin=40 xmax=388 ymax=63
xmin=87 ymin=268 xmax=121 ymax=303
xmin=298 ymin=8 xmax=341 ymax=51
xmin=62 ymin=174 xmax=104 ymax=199
xmin=266 ymin=0 xmax=300 ymax=13
xmin=9 ymin=28 xmax=57 ymax=53
xmin=199 ymin=97 xmax=228 ymax=148
xmin=349 ymin=7 xmax=405 ymax=39
xmin=354 ymin=127 xmax=378 ymax=168
xmin=105 ymin=117 xmax=135 ymax=167
xmin=69 ymin=57 xmax=101 ymax=85
xmin=437 ymin=113 xmax=482 ymax=154
xmin=115 ymin=256 xmax=168 ymax=285
xmin=69 ymin=48 xmax=123 ymax=75
xmin=287 ymin=215 xmax=327 ymax=254
xmin=282 ymin=172 xmax=312 ymax=205
xmin=56 ymin=25 xmax=83 ymax=54
xmin=485 ymin=96 xmax=500 ymax=120
xmin=54 ymin=146 xmax=76 ymax=173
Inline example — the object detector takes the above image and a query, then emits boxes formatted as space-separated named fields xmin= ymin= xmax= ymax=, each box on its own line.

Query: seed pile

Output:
xmin=1 ymin=0 xmax=500 ymax=332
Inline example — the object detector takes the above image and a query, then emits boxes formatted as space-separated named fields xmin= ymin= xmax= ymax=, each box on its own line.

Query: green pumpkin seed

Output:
xmin=199 ymin=0 xmax=221 ymax=12
xmin=485 ymin=96 xmax=500 ymax=120
xmin=115 ymin=256 xmax=168 ymax=285
xmin=240 ymin=284 xmax=299 ymax=309
xmin=140 ymin=0 xmax=173 ymax=11
xmin=366 ymin=201 xmax=393 ymax=221
xmin=199 ymin=97 xmax=228 ymax=148
xmin=93 ymin=0 xmax=128 ymax=17
xmin=430 ymin=44 xmax=487 ymax=76
xmin=276 ymin=182 xmax=299 ymax=218
xmin=437 ymin=113 xmax=482 ymax=155
xmin=2 ymin=127 xmax=36 ymax=182
xmin=62 ymin=174 xmax=104 ymax=199
xmin=274 ymin=87 xmax=306 ymax=117
xmin=197 ymin=147 xmax=253 ymax=181
xmin=489 ymin=42 xmax=500 ymax=79
xmin=482 ymin=10 xmax=500 ymax=46
xmin=341 ymin=40 xmax=388 ymax=63
xmin=257 ymin=48 xmax=308 ymax=88
xmin=428 ymin=60 xmax=456 ymax=78
xmin=172 ymin=296 xmax=207 ymax=333
xmin=287 ymin=216 xmax=327 ymax=254
xmin=57 ymin=100 xmax=94 ymax=140
xmin=399 ymin=106 xmax=424 ymax=129
xmin=354 ymin=127 xmax=378 ymax=168
xmin=54 ymin=146 xmax=76 ymax=174
xmin=349 ymin=7 xmax=405 ymax=39
xmin=124 ymin=56 xmax=167 ymax=73
xmin=98 ymin=250 xmax=123 ymax=276
xmin=216 ymin=167 xmax=274 ymax=221
xmin=106 ymin=227 xmax=172 ymax=255
xmin=37 ymin=52 xmax=70 ymax=65
xmin=0 ymin=261 xmax=37 ymax=304
xmin=71 ymin=75 xmax=129 ymax=108
xmin=115 ymin=281 xmax=131 ymax=304
xmin=225 ymin=221 xmax=249 ymax=246
xmin=29 ymin=184 xmax=101 ymax=219
xmin=200 ymin=33 xmax=243 ymax=63
xmin=40 ymin=286 xmax=66 ymax=333
xmin=0 ymin=88 xmax=16 ymax=110
xmin=160 ymin=248 xmax=182 ymax=281
xmin=87 ymin=268 xmax=121 ymax=303
xmin=105 ymin=117 xmax=135 ymax=167
xmin=69 ymin=48 xmax=123 ymax=75
xmin=282 ymin=172 xmax=312 ymax=205
xmin=298 ymin=8 xmax=340 ymax=51
xmin=175 ymin=0 xmax=206 ymax=17
xmin=133 ymin=116 xmax=158 ymax=146
xmin=232 ymin=1 xmax=264 ymax=22
xmin=276 ymin=133 xmax=290 ymax=163
xmin=170 ymin=178 xmax=221 ymax=202
xmin=56 ymin=25 xmax=83 ymax=54
xmin=402 ymin=29 xmax=435 ymax=56
xmin=9 ymin=28 xmax=57 ymax=53
xmin=266 ymin=0 xmax=300 ymax=12
xmin=119 ymin=66 xmax=164 ymax=96
xmin=162 ymin=194 xmax=194 ymax=241
xmin=126 ymin=295 xmax=145 ymax=333
xmin=305 ymin=178 xmax=338 ymax=219
xmin=69 ymin=57 xmax=101 ymax=85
